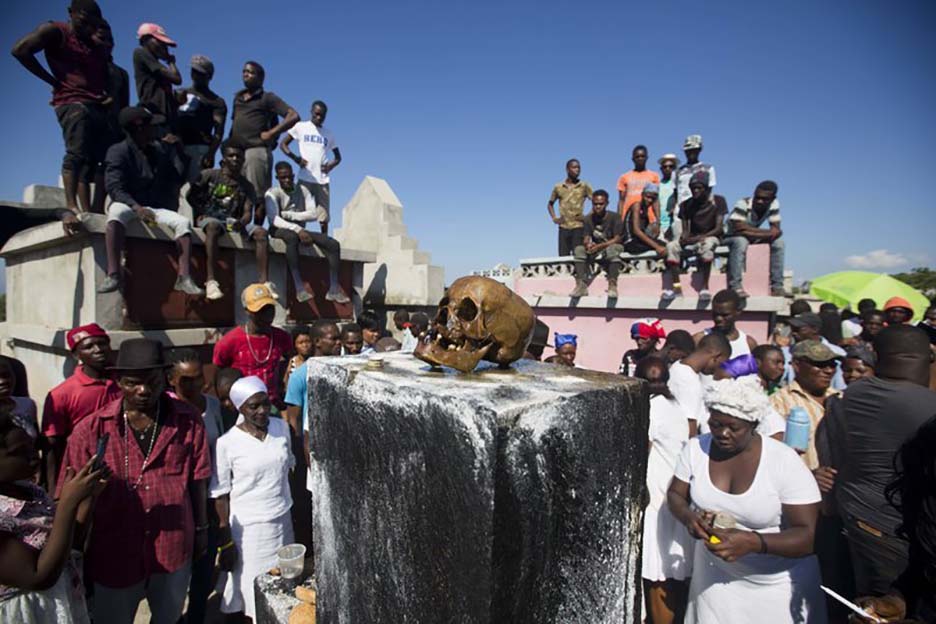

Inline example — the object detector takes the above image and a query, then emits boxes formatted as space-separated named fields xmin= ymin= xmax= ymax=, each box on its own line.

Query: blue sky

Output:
xmin=2 ymin=0 xmax=935 ymax=285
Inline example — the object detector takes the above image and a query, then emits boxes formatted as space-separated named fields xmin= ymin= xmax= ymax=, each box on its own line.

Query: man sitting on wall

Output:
xmin=570 ymin=189 xmax=624 ymax=298
xmin=725 ymin=180 xmax=785 ymax=298
xmin=265 ymin=161 xmax=349 ymax=304
xmin=98 ymin=106 xmax=204 ymax=296
xmin=186 ymin=139 xmax=271 ymax=301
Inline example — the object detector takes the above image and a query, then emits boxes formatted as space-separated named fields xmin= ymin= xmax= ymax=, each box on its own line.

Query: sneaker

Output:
xmin=296 ymin=289 xmax=313 ymax=303
xmin=770 ymin=288 xmax=786 ymax=297
xmin=264 ymin=281 xmax=280 ymax=300
xmin=734 ymin=288 xmax=750 ymax=299
xmin=174 ymin=275 xmax=206 ymax=297
xmin=661 ymin=289 xmax=676 ymax=301
xmin=569 ymin=283 xmax=589 ymax=298
xmin=607 ymin=281 xmax=618 ymax=298
xmin=205 ymin=280 xmax=223 ymax=301
xmin=325 ymin=289 xmax=350 ymax=304
xmin=698 ymin=289 xmax=712 ymax=301
xmin=97 ymin=274 xmax=120 ymax=294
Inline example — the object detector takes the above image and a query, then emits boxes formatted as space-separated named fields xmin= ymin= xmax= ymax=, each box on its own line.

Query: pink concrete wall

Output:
xmin=520 ymin=245 xmax=776 ymax=373
xmin=515 ymin=245 xmax=772 ymax=299
xmin=539 ymin=309 xmax=770 ymax=373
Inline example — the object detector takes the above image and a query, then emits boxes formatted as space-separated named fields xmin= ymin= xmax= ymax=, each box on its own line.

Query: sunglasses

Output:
xmin=805 ymin=359 xmax=838 ymax=370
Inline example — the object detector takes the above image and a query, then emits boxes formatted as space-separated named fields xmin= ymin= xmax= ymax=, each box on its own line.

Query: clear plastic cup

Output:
xmin=277 ymin=543 xmax=306 ymax=580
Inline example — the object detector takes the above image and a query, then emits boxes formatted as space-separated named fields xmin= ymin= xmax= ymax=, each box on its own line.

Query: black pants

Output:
xmin=272 ymin=227 xmax=341 ymax=276
xmin=558 ymin=227 xmax=584 ymax=256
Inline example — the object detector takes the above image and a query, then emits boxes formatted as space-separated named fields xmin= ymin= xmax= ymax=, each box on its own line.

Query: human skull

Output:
xmin=414 ymin=276 xmax=536 ymax=372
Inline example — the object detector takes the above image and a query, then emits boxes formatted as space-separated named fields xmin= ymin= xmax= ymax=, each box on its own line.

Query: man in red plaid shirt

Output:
xmin=59 ymin=338 xmax=211 ymax=624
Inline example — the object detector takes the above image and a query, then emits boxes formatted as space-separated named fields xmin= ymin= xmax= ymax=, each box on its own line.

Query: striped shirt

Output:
xmin=729 ymin=197 xmax=781 ymax=230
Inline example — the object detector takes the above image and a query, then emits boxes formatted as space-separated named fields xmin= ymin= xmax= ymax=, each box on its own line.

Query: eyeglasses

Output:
xmin=806 ymin=360 xmax=838 ymax=370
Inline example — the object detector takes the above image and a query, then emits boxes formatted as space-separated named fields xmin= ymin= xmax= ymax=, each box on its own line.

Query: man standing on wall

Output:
xmin=280 ymin=100 xmax=342 ymax=235
xmin=11 ymin=0 xmax=108 ymax=214
xmin=547 ymin=159 xmax=593 ymax=256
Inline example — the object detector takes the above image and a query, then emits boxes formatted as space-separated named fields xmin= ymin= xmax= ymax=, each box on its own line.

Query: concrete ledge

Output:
xmin=0 ymin=214 xmax=377 ymax=264
xmin=0 ymin=322 xmax=227 ymax=353
xmin=523 ymin=294 xmax=787 ymax=313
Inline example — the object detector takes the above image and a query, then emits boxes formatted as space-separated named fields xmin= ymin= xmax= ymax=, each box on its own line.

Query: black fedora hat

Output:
xmin=109 ymin=338 xmax=171 ymax=371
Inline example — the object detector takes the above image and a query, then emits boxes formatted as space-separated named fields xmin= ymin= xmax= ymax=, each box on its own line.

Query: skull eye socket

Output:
xmin=456 ymin=298 xmax=479 ymax=322
xmin=436 ymin=297 xmax=450 ymax=325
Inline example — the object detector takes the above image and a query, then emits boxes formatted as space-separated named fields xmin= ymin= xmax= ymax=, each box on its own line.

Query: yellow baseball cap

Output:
xmin=241 ymin=283 xmax=277 ymax=312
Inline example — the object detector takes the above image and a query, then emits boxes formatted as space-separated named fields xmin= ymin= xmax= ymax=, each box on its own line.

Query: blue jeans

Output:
xmin=726 ymin=235 xmax=784 ymax=291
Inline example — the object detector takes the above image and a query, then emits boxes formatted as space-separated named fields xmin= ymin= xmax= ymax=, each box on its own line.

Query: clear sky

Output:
xmin=2 ymin=0 xmax=935 ymax=285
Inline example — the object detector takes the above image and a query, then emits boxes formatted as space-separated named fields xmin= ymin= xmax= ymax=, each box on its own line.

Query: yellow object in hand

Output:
xmin=709 ymin=535 xmax=721 ymax=544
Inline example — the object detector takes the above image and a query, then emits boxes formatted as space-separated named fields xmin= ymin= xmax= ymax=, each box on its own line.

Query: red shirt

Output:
xmin=41 ymin=366 xmax=121 ymax=438
xmin=212 ymin=326 xmax=292 ymax=402
xmin=45 ymin=22 xmax=108 ymax=107
xmin=58 ymin=396 xmax=211 ymax=588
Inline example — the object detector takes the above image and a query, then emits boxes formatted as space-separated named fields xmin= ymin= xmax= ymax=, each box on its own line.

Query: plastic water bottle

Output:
xmin=784 ymin=407 xmax=811 ymax=452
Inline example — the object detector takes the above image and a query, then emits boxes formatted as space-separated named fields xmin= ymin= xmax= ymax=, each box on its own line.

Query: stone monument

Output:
xmin=307 ymin=354 xmax=648 ymax=623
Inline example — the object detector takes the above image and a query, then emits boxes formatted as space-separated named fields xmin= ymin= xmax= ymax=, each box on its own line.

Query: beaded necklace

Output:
xmin=124 ymin=402 xmax=161 ymax=491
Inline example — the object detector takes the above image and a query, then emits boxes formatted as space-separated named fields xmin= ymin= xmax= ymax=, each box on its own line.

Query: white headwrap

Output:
xmin=229 ymin=375 xmax=268 ymax=411
xmin=703 ymin=376 xmax=769 ymax=423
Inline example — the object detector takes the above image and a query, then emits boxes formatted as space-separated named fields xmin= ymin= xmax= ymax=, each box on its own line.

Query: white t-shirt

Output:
xmin=287 ymin=121 xmax=338 ymax=184
xmin=210 ymin=416 xmax=295 ymax=525
xmin=668 ymin=362 xmax=707 ymax=426
xmin=674 ymin=433 xmax=820 ymax=539
xmin=674 ymin=434 xmax=825 ymax=623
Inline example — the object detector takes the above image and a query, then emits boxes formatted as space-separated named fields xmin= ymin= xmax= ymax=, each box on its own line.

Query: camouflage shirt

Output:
xmin=550 ymin=180 xmax=594 ymax=230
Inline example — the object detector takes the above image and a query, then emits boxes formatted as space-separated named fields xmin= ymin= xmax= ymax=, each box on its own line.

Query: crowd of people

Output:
xmin=12 ymin=0 xmax=348 ymax=304
xmin=3 ymin=2 xmax=936 ymax=624
xmin=604 ymin=293 xmax=936 ymax=623
xmin=4 ymin=284 xmax=933 ymax=624
xmin=548 ymin=137 xmax=784 ymax=301
xmin=0 ymin=277 xmax=433 ymax=622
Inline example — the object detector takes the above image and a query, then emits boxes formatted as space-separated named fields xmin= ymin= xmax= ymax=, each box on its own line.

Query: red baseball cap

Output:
xmin=883 ymin=296 xmax=913 ymax=314
xmin=137 ymin=23 xmax=177 ymax=47
xmin=66 ymin=323 xmax=109 ymax=351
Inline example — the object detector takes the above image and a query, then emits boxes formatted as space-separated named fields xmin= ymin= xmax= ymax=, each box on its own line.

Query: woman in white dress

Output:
xmin=666 ymin=376 xmax=827 ymax=624
xmin=211 ymin=376 xmax=295 ymax=622
xmin=635 ymin=357 xmax=693 ymax=624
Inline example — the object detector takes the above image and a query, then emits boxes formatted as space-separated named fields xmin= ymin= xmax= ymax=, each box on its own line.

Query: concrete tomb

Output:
xmin=307 ymin=353 xmax=649 ymax=623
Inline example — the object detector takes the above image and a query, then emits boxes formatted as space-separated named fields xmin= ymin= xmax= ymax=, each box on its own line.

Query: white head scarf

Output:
xmin=703 ymin=376 xmax=769 ymax=423
xmin=229 ymin=376 xmax=268 ymax=411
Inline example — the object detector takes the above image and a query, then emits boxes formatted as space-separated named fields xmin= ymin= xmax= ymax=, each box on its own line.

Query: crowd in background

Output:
xmin=11 ymin=0 xmax=348 ymax=305
xmin=548 ymin=137 xmax=784 ymax=302
xmin=572 ymin=292 xmax=936 ymax=624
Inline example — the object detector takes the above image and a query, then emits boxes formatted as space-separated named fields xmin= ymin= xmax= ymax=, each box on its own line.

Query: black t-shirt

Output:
xmin=836 ymin=376 xmax=936 ymax=535
xmin=176 ymin=87 xmax=227 ymax=146
xmin=584 ymin=210 xmax=622 ymax=244
xmin=230 ymin=88 xmax=290 ymax=148
xmin=916 ymin=321 xmax=936 ymax=345
xmin=132 ymin=47 xmax=176 ymax=126
xmin=679 ymin=194 xmax=727 ymax=237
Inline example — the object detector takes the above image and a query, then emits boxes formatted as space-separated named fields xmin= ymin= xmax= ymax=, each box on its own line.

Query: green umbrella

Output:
xmin=810 ymin=271 xmax=929 ymax=322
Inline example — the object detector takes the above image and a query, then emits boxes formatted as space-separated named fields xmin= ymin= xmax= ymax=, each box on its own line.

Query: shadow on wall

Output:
xmin=363 ymin=263 xmax=388 ymax=307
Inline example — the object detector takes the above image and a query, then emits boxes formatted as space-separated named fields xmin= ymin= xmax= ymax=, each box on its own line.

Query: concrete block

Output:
xmin=308 ymin=353 xmax=648 ymax=624
xmin=22 ymin=184 xmax=66 ymax=207
xmin=334 ymin=176 xmax=445 ymax=306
